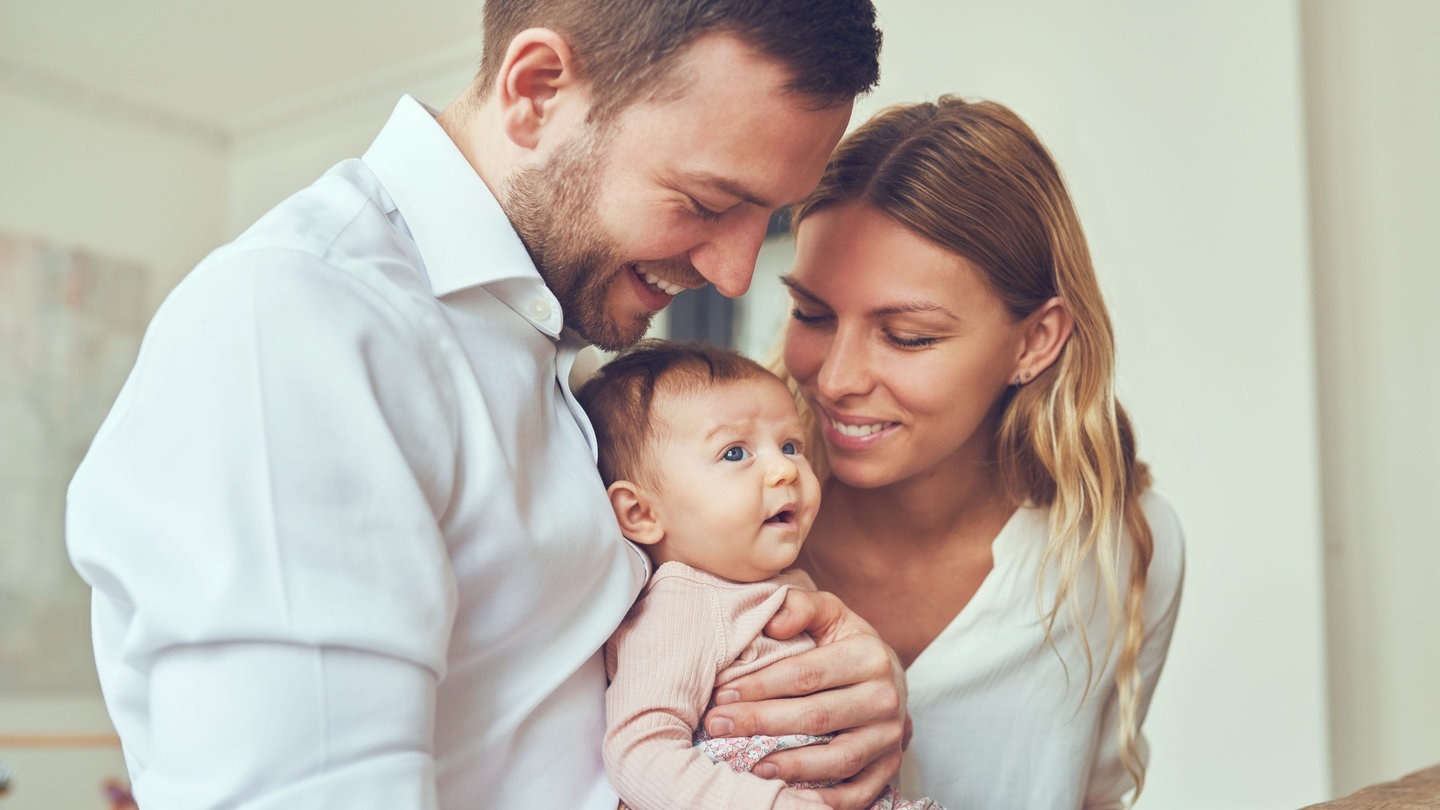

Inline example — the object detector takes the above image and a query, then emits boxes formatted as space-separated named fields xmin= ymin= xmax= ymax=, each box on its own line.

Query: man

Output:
xmin=67 ymin=2 xmax=895 ymax=808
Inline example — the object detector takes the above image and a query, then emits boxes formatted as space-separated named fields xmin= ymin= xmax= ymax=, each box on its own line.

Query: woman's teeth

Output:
xmin=642 ymin=271 xmax=685 ymax=296
xmin=831 ymin=420 xmax=890 ymax=437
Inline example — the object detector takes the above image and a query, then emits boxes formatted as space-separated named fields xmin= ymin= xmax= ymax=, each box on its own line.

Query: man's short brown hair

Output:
xmin=477 ymin=0 xmax=881 ymax=118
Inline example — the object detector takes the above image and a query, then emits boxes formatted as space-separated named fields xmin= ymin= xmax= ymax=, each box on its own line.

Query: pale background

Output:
xmin=0 ymin=0 xmax=1435 ymax=807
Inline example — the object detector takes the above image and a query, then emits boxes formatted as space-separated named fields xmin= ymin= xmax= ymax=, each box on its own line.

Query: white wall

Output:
xmin=0 ymin=83 xmax=227 ymax=310
xmin=0 ymin=81 xmax=227 ymax=810
xmin=226 ymin=68 xmax=473 ymax=237
xmin=1303 ymin=0 xmax=1440 ymax=794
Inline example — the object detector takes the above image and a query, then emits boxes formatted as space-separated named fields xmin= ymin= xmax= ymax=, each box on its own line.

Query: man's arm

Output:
xmin=701 ymin=588 xmax=907 ymax=810
xmin=68 ymin=252 xmax=458 ymax=807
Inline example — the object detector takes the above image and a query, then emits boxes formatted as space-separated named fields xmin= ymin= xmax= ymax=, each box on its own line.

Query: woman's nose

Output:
xmin=816 ymin=330 xmax=873 ymax=400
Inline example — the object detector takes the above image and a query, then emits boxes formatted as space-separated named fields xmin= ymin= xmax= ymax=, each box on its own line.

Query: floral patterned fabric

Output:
xmin=619 ymin=731 xmax=947 ymax=809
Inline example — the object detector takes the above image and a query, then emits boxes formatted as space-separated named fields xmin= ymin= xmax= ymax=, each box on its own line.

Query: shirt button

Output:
xmin=529 ymin=298 xmax=552 ymax=320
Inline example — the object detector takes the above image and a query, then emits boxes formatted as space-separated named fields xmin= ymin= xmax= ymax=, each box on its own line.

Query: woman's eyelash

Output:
xmin=886 ymin=331 xmax=938 ymax=348
xmin=790 ymin=308 xmax=830 ymax=324
xmin=790 ymin=306 xmax=936 ymax=347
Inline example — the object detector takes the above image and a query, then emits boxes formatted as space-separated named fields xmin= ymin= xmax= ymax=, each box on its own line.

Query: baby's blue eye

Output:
xmin=723 ymin=446 xmax=750 ymax=462
xmin=782 ymin=441 xmax=799 ymax=455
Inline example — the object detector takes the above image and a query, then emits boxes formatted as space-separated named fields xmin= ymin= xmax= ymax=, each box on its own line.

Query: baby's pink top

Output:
xmin=603 ymin=560 xmax=817 ymax=810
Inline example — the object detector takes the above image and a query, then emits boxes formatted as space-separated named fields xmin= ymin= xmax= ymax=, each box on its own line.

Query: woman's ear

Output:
xmin=1012 ymin=296 xmax=1074 ymax=384
xmin=493 ymin=28 xmax=587 ymax=150
xmin=607 ymin=480 xmax=665 ymax=545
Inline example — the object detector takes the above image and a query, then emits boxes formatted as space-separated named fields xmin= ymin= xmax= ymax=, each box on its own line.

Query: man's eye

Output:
xmin=723 ymin=446 xmax=750 ymax=462
xmin=690 ymin=198 xmax=725 ymax=223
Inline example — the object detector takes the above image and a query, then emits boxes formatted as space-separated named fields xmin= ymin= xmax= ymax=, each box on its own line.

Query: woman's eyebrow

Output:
xmin=779 ymin=275 xmax=820 ymax=301
xmin=781 ymin=275 xmax=958 ymax=320
xmin=874 ymin=301 xmax=959 ymax=320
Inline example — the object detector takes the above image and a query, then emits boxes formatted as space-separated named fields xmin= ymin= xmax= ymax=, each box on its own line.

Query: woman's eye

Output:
xmin=723 ymin=446 xmax=750 ymax=462
xmin=782 ymin=441 xmax=799 ymax=455
xmin=790 ymin=307 xmax=830 ymax=325
xmin=885 ymin=331 xmax=939 ymax=349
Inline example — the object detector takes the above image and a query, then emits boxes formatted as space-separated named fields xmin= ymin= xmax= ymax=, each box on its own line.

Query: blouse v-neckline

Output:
xmin=903 ymin=504 xmax=1029 ymax=676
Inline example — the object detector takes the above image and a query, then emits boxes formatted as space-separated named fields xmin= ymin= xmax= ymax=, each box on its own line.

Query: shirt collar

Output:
xmin=363 ymin=95 xmax=564 ymax=337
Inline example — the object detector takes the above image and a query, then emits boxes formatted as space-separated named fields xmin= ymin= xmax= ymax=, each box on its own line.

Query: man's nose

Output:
xmin=689 ymin=209 xmax=772 ymax=298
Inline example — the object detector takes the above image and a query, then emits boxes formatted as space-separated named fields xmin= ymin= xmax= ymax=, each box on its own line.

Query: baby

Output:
xmin=577 ymin=340 xmax=942 ymax=810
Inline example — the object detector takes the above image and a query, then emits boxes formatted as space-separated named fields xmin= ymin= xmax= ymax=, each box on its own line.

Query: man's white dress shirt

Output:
xmin=67 ymin=96 xmax=648 ymax=809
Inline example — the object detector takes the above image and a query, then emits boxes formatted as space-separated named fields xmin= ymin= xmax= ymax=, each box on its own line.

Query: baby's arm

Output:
xmin=605 ymin=575 xmax=820 ymax=810
xmin=702 ymin=586 xmax=907 ymax=810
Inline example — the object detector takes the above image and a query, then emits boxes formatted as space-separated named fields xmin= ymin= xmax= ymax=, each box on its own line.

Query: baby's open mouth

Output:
xmin=765 ymin=509 xmax=795 ymax=526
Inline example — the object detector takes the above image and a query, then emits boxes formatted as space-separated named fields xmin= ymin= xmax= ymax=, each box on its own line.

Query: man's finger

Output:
xmin=810 ymin=750 xmax=905 ymax=810
xmin=755 ymin=722 xmax=902 ymax=785
xmin=712 ymin=636 xmax=894 ymax=709
xmin=766 ymin=588 xmax=848 ymax=641
xmin=706 ymin=659 xmax=896 ymax=738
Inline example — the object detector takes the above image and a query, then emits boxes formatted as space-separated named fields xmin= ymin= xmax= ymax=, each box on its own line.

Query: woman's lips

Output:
xmin=821 ymin=411 xmax=899 ymax=450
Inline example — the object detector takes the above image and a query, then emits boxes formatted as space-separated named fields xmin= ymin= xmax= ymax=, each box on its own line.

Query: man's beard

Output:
xmin=503 ymin=129 xmax=654 ymax=351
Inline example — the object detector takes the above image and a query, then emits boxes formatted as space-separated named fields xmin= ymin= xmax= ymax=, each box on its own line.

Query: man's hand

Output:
xmin=702 ymin=588 xmax=907 ymax=810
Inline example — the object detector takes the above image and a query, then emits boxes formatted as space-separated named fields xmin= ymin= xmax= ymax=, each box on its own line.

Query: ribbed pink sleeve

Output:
xmin=602 ymin=564 xmax=810 ymax=810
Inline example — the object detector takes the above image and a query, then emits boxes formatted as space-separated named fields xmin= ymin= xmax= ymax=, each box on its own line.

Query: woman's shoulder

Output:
xmin=1137 ymin=489 xmax=1186 ymax=602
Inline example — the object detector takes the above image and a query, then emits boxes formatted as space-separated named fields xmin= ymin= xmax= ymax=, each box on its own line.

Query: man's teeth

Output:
xmin=641 ymin=271 xmax=685 ymax=296
xmin=831 ymin=420 xmax=890 ymax=437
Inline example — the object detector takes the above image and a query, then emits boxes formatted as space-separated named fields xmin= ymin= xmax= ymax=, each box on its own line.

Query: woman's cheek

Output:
xmin=782 ymin=324 xmax=825 ymax=383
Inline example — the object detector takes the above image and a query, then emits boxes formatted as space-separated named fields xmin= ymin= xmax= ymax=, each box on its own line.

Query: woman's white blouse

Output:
xmin=900 ymin=492 xmax=1185 ymax=810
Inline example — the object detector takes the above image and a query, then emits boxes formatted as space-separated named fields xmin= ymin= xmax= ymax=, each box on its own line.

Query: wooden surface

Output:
xmin=1302 ymin=765 xmax=1440 ymax=809
xmin=0 ymin=733 xmax=121 ymax=749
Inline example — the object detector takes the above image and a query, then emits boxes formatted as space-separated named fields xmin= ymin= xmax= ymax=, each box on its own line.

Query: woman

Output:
xmin=772 ymin=97 xmax=1185 ymax=808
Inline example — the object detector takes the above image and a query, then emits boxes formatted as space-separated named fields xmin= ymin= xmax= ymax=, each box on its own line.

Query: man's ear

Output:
xmin=493 ymin=28 xmax=587 ymax=150
xmin=607 ymin=480 xmax=664 ymax=545
xmin=1012 ymin=296 xmax=1075 ymax=384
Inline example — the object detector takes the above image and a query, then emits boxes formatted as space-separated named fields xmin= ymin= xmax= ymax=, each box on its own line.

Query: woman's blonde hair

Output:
xmin=784 ymin=96 xmax=1156 ymax=799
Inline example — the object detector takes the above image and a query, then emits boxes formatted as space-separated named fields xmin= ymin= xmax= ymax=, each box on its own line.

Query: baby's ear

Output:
xmin=607 ymin=480 xmax=664 ymax=545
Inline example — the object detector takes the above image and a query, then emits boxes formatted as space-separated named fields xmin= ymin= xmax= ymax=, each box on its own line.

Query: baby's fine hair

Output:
xmin=576 ymin=339 xmax=779 ymax=486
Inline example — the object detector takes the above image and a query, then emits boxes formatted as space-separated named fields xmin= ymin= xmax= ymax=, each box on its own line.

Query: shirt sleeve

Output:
xmin=603 ymin=576 xmax=786 ymax=810
xmin=1083 ymin=492 xmax=1187 ymax=809
xmin=67 ymin=248 xmax=460 ymax=808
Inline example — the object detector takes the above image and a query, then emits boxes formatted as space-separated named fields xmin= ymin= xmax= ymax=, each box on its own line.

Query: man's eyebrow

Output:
xmin=688 ymin=172 xmax=776 ymax=209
